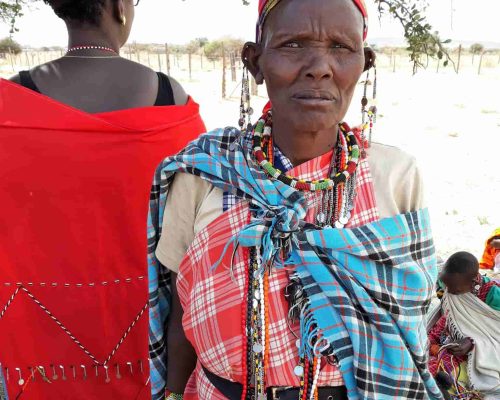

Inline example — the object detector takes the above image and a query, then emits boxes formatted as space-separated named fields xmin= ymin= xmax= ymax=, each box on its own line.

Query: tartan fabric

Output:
xmin=147 ymin=127 xmax=441 ymax=399
xmin=293 ymin=211 xmax=442 ymax=399
xmin=149 ymin=172 xmax=176 ymax=400
xmin=223 ymin=144 xmax=293 ymax=212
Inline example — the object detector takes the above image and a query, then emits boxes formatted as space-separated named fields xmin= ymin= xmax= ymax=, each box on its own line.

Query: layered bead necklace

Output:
xmin=241 ymin=112 xmax=360 ymax=400
xmin=252 ymin=111 xmax=360 ymax=228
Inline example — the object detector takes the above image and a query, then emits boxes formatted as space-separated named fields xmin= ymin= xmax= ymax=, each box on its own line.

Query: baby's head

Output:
xmin=440 ymin=251 xmax=479 ymax=295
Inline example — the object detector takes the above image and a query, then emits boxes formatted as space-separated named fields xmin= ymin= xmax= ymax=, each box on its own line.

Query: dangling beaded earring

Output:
xmin=368 ymin=65 xmax=378 ymax=144
xmin=361 ymin=65 xmax=377 ymax=147
xmin=239 ymin=66 xmax=254 ymax=133
xmin=231 ymin=65 xmax=254 ymax=151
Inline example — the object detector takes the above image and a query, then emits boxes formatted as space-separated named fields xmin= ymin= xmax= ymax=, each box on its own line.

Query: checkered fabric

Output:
xmin=294 ymin=210 xmax=442 ymax=399
xmin=148 ymin=127 xmax=441 ymax=399
xmin=223 ymin=144 xmax=293 ymax=212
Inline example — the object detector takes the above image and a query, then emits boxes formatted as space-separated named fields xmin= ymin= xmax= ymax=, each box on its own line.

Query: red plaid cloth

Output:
xmin=177 ymin=151 xmax=379 ymax=399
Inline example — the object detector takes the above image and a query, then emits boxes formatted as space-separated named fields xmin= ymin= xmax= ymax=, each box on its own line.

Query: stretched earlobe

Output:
xmin=363 ymin=47 xmax=376 ymax=71
xmin=241 ymin=42 xmax=264 ymax=85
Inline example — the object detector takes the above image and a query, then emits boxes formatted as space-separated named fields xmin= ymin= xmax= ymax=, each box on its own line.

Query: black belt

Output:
xmin=202 ymin=366 xmax=348 ymax=400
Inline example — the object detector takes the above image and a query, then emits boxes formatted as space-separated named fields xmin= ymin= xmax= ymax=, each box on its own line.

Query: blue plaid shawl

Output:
xmin=148 ymin=127 xmax=443 ymax=400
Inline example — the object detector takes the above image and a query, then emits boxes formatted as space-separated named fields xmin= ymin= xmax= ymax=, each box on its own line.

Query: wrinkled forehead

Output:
xmin=257 ymin=0 xmax=368 ymax=43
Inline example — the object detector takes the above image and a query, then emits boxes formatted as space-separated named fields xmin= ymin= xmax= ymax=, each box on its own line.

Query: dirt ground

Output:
xmin=2 ymin=52 xmax=499 ymax=261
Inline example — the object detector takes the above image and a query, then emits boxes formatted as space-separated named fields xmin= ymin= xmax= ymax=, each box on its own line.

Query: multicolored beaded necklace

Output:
xmin=241 ymin=112 xmax=360 ymax=399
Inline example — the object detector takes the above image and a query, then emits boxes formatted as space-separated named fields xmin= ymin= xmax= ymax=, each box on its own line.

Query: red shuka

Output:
xmin=0 ymin=79 xmax=205 ymax=399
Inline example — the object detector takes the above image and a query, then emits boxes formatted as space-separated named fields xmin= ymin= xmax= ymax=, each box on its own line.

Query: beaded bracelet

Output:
xmin=165 ymin=391 xmax=183 ymax=400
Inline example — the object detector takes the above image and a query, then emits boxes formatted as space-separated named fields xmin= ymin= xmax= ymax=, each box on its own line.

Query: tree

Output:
xmin=470 ymin=43 xmax=484 ymax=65
xmin=0 ymin=0 xmax=27 ymax=34
xmin=3 ymin=0 xmax=455 ymax=72
xmin=0 ymin=36 xmax=22 ymax=54
xmin=204 ymin=37 xmax=245 ymax=61
xmin=470 ymin=43 xmax=484 ymax=55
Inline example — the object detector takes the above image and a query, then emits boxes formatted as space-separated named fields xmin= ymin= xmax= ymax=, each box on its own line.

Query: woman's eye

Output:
xmin=332 ymin=43 xmax=348 ymax=49
xmin=283 ymin=42 xmax=300 ymax=48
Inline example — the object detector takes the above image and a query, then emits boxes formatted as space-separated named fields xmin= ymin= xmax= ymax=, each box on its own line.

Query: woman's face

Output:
xmin=254 ymin=0 xmax=367 ymax=133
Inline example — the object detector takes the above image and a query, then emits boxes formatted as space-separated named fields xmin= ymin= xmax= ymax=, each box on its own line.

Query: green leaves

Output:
xmin=373 ymin=0 xmax=455 ymax=73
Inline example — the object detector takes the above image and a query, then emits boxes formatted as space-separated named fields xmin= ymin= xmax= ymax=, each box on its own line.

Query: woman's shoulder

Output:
xmin=366 ymin=142 xmax=425 ymax=215
xmin=367 ymin=142 xmax=418 ymax=174
xmin=116 ymin=59 xmax=189 ymax=105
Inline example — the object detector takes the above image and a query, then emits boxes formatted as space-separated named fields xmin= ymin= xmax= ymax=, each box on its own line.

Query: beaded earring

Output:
xmin=231 ymin=66 xmax=254 ymax=152
xmin=239 ymin=66 xmax=254 ymax=133
xmin=361 ymin=65 xmax=377 ymax=145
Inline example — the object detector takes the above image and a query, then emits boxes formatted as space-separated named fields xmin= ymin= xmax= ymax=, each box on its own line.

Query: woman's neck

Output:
xmin=67 ymin=28 xmax=121 ymax=54
xmin=272 ymin=116 xmax=339 ymax=167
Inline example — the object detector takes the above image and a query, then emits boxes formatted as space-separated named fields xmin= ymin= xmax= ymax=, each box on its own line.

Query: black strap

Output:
xmin=202 ymin=366 xmax=347 ymax=400
xmin=18 ymin=70 xmax=41 ymax=93
xmin=154 ymin=72 xmax=175 ymax=106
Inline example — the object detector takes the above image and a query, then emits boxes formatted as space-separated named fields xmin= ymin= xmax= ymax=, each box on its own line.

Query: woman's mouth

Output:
xmin=292 ymin=90 xmax=335 ymax=106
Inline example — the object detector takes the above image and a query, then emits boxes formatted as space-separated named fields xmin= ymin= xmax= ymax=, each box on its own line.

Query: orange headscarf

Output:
xmin=480 ymin=228 xmax=500 ymax=269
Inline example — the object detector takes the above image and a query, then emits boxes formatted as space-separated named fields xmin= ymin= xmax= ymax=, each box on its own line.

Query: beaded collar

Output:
xmin=252 ymin=112 xmax=360 ymax=192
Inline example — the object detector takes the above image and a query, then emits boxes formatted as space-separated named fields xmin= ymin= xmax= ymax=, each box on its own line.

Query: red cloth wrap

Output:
xmin=0 ymin=79 xmax=205 ymax=399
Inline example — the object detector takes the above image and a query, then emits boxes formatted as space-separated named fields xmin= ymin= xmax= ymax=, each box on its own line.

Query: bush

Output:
xmin=0 ymin=36 xmax=21 ymax=54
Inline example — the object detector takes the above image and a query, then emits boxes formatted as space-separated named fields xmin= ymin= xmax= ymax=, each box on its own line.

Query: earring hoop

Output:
xmin=121 ymin=16 xmax=127 ymax=26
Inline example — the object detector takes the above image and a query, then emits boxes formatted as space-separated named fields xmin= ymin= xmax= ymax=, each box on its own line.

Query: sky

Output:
xmin=1 ymin=0 xmax=500 ymax=47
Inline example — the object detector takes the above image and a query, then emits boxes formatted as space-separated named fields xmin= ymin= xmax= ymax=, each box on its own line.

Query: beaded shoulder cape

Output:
xmin=148 ymin=127 xmax=443 ymax=399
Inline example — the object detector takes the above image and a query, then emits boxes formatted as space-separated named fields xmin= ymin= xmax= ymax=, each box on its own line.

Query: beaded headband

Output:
xmin=256 ymin=0 xmax=368 ymax=43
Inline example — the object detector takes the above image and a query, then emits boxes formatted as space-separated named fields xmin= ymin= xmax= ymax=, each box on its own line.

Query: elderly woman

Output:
xmin=148 ymin=0 xmax=442 ymax=399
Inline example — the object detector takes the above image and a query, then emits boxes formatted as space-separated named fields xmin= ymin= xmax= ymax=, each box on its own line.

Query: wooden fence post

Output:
xmin=157 ymin=52 xmax=162 ymax=72
xmin=134 ymin=42 xmax=139 ymax=63
xmin=456 ymin=45 xmax=462 ymax=74
xmin=8 ymin=48 xmax=15 ymax=72
xmin=188 ymin=52 xmax=192 ymax=80
xmin=478 ymin=51 xmax=484 ymax=75
xmin=165 ymin=44 xmax=171 ymax=75
xmin=230 ymin=52 xmax=237 ymax=82
xmin=222 ymin=47 xmax=227 ymax=99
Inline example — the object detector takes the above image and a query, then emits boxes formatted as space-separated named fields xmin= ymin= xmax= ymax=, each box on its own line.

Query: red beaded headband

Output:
xmin=257 ymin=0 xmax=368 ymax=43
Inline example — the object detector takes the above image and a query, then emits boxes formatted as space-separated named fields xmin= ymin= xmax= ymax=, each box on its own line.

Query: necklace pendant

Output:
xmin=253 ymin=343 xmax=263 ymax=353
xmin=339 ymin=216 xmax=349 ymax=225
xmin=316 ymin=212 xmax=327 ymax=225
xmin=294 ymin=365 xmax=304 ymax=377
